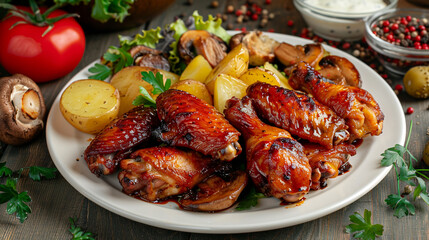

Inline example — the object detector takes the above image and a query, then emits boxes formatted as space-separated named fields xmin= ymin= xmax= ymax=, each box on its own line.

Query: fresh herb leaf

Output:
xmin=142 ymin=71 xmax=171 ymax=95
xmin=0 ymin=162 xmax=12 ymax=177
xmin=235 ymin=186 xmax=265 ymax=211
xmin=88 ymin=63 xmax=112 ymax=80
xmin=69 ymin=217 xmax=96 ymax=240
xmin=28 ymin=166 xmax=57 ymax=181
xmin=132 ymin=86 xmax=156 ymax=108
xmin=385 ymin=194 xmax=415 ymax=218
xmin=345 ymin=209 xmax=383 ymax=240
xmin=0 ymin=178 xmax=32 ymax=223
xmin=132 ymin=71 xmax=171 ymax=108
xmin=1 ymin=162 xmax=57 ymax=223
xmin=381 ymin=121 xmax=429 ymax=218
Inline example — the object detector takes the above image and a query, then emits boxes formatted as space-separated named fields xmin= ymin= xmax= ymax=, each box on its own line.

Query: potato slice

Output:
xmin=205 ymin=43 xmax=249 ymax=95
xmin=171 ymin=79 xmax=213 ymax=105
xmin=239 ymin=67 xmax=288 ymax=88
xmin=180 ymin=55 xmax=213 ymax=83
xmin=263 ymin=62 xmax=293 ymax=90
xmin=214 ymin=74 xmax=248 ymax=114
xmin=60 ymin=79 xmax=120 ymax=134
xmin=110 ymin=66 xmax=179 ymax=115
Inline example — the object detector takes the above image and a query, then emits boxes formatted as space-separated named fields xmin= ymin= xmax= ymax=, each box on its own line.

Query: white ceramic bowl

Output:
xmin=294 ymin=0 xmax=398 ymax=41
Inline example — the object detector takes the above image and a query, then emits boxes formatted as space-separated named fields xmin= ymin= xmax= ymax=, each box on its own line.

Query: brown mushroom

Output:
xmin=0 ymin=74 xmax=46 ymax=145
xmin=129 ymin=45 xmax=171 ymax=71
xmin=178 ymin=30 xmax=228 ymax=67
xmin=275 ymin=42 xmax=325 ymax=75
xmin=318 ymin=55 xmax=362 ymax=87
xmin=230 ymin=31 xmax=279 ymax=66
xmin=180 ymin=170 xmax=248 ymax=212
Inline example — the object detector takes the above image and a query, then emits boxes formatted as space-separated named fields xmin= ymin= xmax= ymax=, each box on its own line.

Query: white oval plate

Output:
xmin=46 ymin=32 xmax=406 ymax=234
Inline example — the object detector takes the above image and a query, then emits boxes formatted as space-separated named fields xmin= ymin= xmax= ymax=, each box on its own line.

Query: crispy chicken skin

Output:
xmin=317 ymin=55 xmax=361 ymax=87
xmin=247 ymin=82 xmax=350 ymax=149
xmin=84 ymin=106 xmax=159 ymax=176
xmin=302 ymin=142 xmax=356 ymax=190
xmin=224 ymin=97 xmax=311 ymax=203
xmin=289 ymin=62 xmax=384 ymax=141
xmin=155 ymin=89 xmax=241 ymax=161
xmin=118 ymin=146 xmax=218 ymax=202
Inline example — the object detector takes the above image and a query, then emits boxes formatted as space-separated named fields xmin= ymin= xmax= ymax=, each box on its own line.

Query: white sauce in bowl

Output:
xmin=305 ymin=0 xmax=387 ymax=13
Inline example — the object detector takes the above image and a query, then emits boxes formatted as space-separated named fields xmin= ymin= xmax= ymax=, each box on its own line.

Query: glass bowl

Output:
xmin=293 ymin=0 xmax=397 ymax=41
xmin=365 ymin=8 xmax=429 ymax=76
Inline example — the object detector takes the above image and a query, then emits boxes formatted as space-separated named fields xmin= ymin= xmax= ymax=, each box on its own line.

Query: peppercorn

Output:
xmin=210 ymin=0 xmax=219 ymax=8
xmin=406 ymin=107 xmax=414 ymax=114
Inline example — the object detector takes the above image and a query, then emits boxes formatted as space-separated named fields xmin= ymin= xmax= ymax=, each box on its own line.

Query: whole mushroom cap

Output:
xmin=0 ymin=74 xmax=46 ymax=145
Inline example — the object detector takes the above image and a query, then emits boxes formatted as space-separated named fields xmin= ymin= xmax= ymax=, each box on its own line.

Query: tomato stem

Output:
xmin=0 ymin=0 xmax=79 ymax=37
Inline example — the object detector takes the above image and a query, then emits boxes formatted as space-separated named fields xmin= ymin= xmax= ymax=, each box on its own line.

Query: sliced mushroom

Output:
xmin=178 ymin=30 xmax=228 ymax=67
xmin=318 ymin=55 xmax=362 ymax=87
xmin=0 ymin=74 xmax=46 ymax=145
xmin=180 ymin=170 xmax=248 ymax=212
xmin=129 ymin=45 xmax=170 ymax=71
xmin=230 ymin=31 xmax=279 ymax=66
xmin=275 ymin=42 xmax=325 ymax=75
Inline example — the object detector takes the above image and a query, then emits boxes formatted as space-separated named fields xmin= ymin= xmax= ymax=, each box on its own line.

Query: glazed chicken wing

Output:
xmin=224 ymin=97 xmax=312 ymax=203
xmin=302 ymin=142 xmax=356 ymax=190
xmin=118 ymin=146 xmax=218 ymax=202
xmin=247 ymin=82 xmax=350 ymax=149
xmin=84 ymin=106 xmax=159 ymax=176
xmin=155 ymin=89 xmax=241 ymax=161
xmin=289 ymin=62 xmax=384 ymax=141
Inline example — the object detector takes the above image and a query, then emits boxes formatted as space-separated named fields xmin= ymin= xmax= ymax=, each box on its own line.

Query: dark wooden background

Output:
xmin=1 ymin=0 xmax=429 ymax=239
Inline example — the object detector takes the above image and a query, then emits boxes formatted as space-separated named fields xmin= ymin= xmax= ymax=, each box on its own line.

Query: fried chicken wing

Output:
xmin=155 ymin=89 xmax=241 ymax=161
xmin=224 ymin=97 xmax=311 ymax=203
xmin=118 ymin=146 xmax=218 ymax=202
xmin=84 ymin=106 xmax=159 ymax=176
xmin=289 ymin=62 xmax=384 ymax=141
xmin=302 ymin=142 xmax=356 ymax=190
xmin=247 ymin=82 xmax=350 ymax=149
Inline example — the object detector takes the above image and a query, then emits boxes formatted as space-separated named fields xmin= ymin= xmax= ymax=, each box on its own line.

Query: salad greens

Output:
xmin=88 ymin=11 xmax=231 ymax=80
xmin=54 ymin=0 xmax=133 ymax=23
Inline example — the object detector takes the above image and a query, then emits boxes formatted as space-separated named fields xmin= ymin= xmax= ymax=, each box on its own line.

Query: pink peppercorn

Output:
xmin=287 ymin=20 xmax=294 ymax=27
xmin=383 ymin=27 xmax=390 ymax=33
xmin=235 ymin=10 xmax=243 ymax=16
xmin=409 ymin=26 xmax=416 ymax=32
xmin=395 ymin=84 xmax=403 ymax=91
xmin=406 ymin=107 xmax=414 ymax=114
xmin=391 ymin=23 xmax=399 ymax=30
xmin=406 ymin=15 xmax=412 ymax=22
xmin=265 ymin=0 xmax=272 ymax=4
xmin=383 ymin=20 xmax=390 ymax=27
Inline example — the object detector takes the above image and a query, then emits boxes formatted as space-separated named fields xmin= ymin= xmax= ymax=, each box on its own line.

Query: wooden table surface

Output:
xmin=1 ymin=0 xmax=429 ymax=239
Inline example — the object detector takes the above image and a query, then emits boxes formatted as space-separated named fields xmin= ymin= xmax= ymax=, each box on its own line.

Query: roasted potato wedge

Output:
xmin=205 ymin=43 xmax=249 ymax=95
xmin=60 ymin=79 xmax=120 ymax=134
xmin=239 ymin=67 xmax=288 ymax=88
xmin=214 ymin=74 xmax=248 ymax=113
xmin=171 ymin=79 xmax=213 ymax=105
xmin=263 ymin=62 xmax=293 ymax=90
xmin=180 ymin=55 xmax=213 ymax=83
xmin=110 ymin=66 xmax=179 ymax=115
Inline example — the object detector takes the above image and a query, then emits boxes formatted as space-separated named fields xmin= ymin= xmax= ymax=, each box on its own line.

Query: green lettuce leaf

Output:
xmin=192 ymin=10 xmax=231 ymax=43
xmin=168 ymin=19 xmax=188 ymax=74
xmin=119 ymin=27 xmax=163 ymax=51
xmin=91 ymin=0 xmax=134 ymax=23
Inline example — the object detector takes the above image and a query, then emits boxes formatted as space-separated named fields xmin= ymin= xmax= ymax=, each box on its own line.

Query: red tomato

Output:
xmin=0 ymin=6 xmax=85 ymax=83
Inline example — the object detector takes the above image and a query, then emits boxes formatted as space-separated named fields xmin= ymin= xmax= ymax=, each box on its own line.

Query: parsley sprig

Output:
xmin=132 ymin=71 xmax=171 ymax=108
xmin=0 ymin=162 xmax=57 ymax=223
xmin=235 ymin=186 xmax=266 ymax=211
xmin=381 ymin=121 xmax=429 ymax=218
xmin=69 ymin=217 xmax=96 ymax=240
xmin=345 ymin=209 xmax=384 ymax=240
